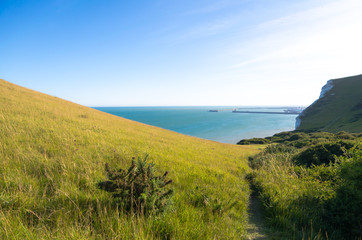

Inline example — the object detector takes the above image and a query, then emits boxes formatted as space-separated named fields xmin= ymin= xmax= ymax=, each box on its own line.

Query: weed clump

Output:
xmin=97 ymin=156 xmax=173 ymax=215
xmin=188 ymin=186 xmax=238 ymax=216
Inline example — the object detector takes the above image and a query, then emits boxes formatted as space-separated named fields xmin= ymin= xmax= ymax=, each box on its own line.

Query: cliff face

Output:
xmin=296 ymin=74 xmax=362 ymax=133
xmin=295 ymin=80 xmax=335 ymax=129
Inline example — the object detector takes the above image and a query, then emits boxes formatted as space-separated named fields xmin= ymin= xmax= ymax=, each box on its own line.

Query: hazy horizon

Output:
xmin=90 ymin=105 xmax=307 ymax=108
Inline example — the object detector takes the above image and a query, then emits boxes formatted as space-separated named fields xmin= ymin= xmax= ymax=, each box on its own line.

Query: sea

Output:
xmin=93 ymin=106 xmax=298 ymax=144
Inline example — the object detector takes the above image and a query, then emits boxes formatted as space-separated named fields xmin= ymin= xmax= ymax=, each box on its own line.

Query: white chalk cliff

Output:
xmin=295 ymin=80 xmax=334 ymax=129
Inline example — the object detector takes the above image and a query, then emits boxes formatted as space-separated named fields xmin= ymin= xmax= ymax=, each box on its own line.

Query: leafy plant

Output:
xmin=97 ymin=155 xmax=173 ymax=215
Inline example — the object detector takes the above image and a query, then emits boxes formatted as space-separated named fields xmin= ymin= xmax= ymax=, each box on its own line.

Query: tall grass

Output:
xmin=0 ymin=79 xmax=259 ymax=239
xmin=249 ymin=140 xmax=361 ymax=239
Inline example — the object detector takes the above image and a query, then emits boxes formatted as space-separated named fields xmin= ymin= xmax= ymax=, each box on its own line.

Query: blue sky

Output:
xmin=1 ymin=0 xmax=361 ymax=106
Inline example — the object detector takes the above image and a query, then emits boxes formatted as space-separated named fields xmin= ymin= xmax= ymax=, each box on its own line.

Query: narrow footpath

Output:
xmin=246 ymin=192 xmax=269 ymax=240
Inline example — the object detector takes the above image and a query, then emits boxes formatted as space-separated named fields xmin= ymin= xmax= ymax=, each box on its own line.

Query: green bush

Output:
xmin=336 ymin=131 xmax=355 ymax=140
xmin=265 ymin=131 xmax=293 ymax=143
xmin=293 ymin=141 xmax=355 ymax=167
xmin=264 ymin=144 xmax=296 ymax=154
xmin=246 ymin=131 xmax=361 ymax=239
xmin=322 ymin=148 xmax=362 ymax=238
xmin=237 ymin=138 xmax=270 ymax=145
xmin=288 ymin=139 xmax=311 ymax=148
xmin=97 ymin=156 xmax=173 ymax=215
xmin=310 ymin=131 xmax=335 ymax=140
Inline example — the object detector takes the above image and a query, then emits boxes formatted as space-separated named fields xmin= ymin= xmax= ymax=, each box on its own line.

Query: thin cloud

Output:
xmin=230 ymin=0 xmax=362 ymax=71
xmin=257 ymin=0 xmax=347 ymax=30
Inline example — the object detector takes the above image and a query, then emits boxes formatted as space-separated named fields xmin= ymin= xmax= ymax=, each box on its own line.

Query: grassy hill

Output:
xmin=296 ymin=74 xmax=362 ymax=133
xmin=0 ymin=79 xmax=260 ymax=239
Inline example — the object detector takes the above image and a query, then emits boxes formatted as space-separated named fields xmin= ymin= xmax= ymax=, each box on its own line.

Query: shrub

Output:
xmin=237 ymin=138 xmax=270 ymax=145
xmin=288 ymin=139 xmax=311 ymax=148
xmin=285 ymin=132 xmax=309 ymax=142
xmin=266 ymin=136 xmax=283 ymax=143
xmin=264 ymin=144 xmax=296 ymax=154
xmin=310 ymin=131 xmax=335 ymax=140
xmin=322 ymin=147 xmax=362 ymax=239
xmin=97 ymin=156 xmax=173 ymax=215
xmin=293 ymin=141 xmax=355 ymax=167
xmin=336 ymin=131 xmax=355 ymax=140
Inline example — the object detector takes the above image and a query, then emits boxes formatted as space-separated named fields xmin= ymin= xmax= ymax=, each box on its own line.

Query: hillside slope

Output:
xmin=0 ymin=79 xmax=259 ymax=239
xmin=296 ymin=74 xmax=362 ymax=133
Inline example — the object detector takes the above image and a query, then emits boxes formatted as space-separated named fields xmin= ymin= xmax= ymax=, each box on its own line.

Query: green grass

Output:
xmin=297 ymin=74 xmax=362 ymax=133
xmin=247 ymin=133 xmax=362 ymax=239
xmin=0 ymin=79 xmax=260 ymax=239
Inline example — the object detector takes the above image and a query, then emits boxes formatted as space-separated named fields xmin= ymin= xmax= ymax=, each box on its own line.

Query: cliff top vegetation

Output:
xmin=297 ymin=74 xmax=362 ymax=133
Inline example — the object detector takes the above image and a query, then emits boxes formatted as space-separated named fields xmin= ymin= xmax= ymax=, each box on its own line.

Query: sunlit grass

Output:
xmin=249 ymin=139 xmax=361 ymax=240
xmin=0 ymin=79 xmax=259 ymax=239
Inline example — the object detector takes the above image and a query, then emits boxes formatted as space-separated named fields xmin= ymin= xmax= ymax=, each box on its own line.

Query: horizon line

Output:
xmin=90 ymin=105 xmax=307 ymax=108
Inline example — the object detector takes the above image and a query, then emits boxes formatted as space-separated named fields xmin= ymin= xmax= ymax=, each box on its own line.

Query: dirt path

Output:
xmin=246 ymin=192 xmax=269 ymax=240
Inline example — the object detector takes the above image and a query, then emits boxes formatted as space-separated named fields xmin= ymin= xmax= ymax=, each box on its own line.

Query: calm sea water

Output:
xmin=93 ymin=106 xmax=297 ymax=144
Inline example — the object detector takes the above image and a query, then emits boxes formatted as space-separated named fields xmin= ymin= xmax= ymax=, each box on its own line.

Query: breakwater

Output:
xmin=232 ymin=110 xmax=300 ymax=115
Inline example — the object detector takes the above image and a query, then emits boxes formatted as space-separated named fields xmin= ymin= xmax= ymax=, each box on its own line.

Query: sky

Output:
xmin=1 ymin=0 xmax=361 ymax=107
